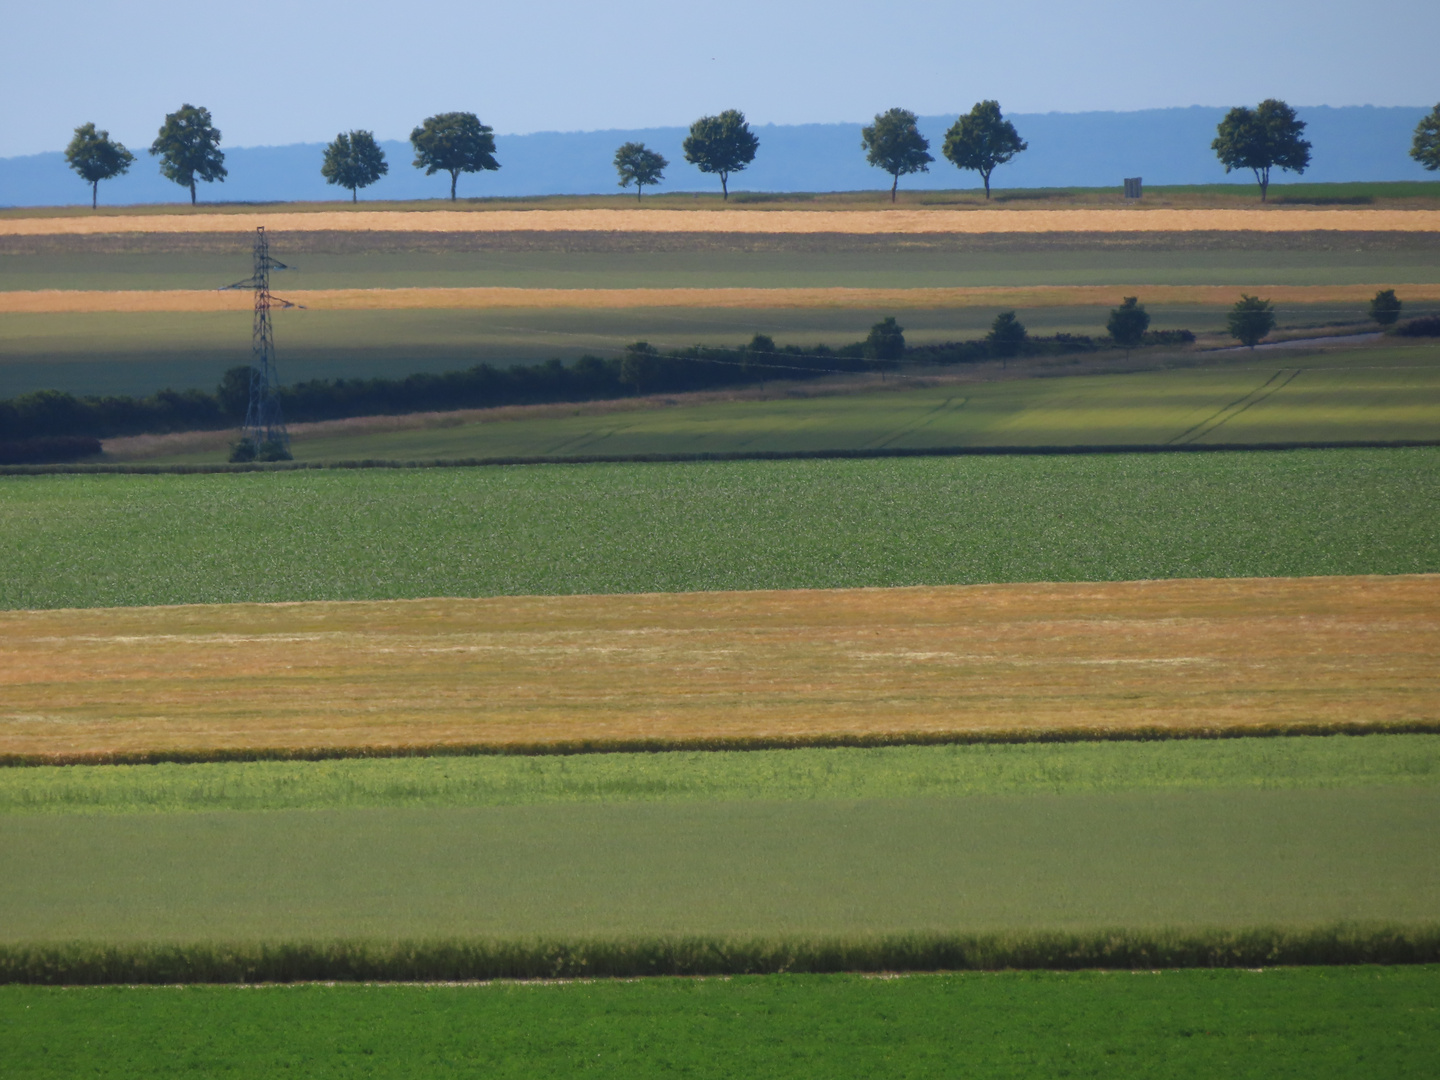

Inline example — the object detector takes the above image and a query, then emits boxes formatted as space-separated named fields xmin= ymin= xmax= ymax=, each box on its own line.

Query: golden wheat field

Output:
xmin=7 ymin=282 xmax=1440 ymax=315
xmin=3 ymin=207 xmax=1440 ymax=237
xmin=1 ymin=575 xmax=1434 ymax=761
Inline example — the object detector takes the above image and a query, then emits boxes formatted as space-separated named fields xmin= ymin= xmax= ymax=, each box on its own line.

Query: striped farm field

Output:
xmin=7 ymin=281 xmax=1440 ymax=314
xmin=3 ymin=207 xmax=1440 ymax=237
xmin=2 ymin=574 xmax=1434 ymax=761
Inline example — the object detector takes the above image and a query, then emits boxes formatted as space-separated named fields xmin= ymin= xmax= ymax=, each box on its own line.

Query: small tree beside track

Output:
xmin=1211 ymin=100 xmax=1311 ymax=202
xmin=322 ymin=131 xmax=388 ymax=202
xmin=986 ymin=311 xmax=1027 ymax=366
xmin=861 ymin=109 xmax=933 ymax=202
xmin=614 ymin=142 xmax=668 ymax=200
xmin=65 ymin=123 xmax=134 ymax=210
xmin=1369 ymin=289 xmax=1402 ymax=327
xmin=1228 ymin=295 xmax=1276 ymax=348
xmin=410 ymin=112 xmax=499 ymax=200
xmin=683 ymin=110 xmax=759 ymax=200
xmin=1107 ymin=297 xmax=1151 ymax=357
xmin=150 ymin=104 xmax=226 ymax=205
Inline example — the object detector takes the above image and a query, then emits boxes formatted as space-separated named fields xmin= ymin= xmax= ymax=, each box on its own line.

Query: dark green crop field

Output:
xmin=5 ymin=967 xmax=1438 ymax=1079
xmin=3 ymin=735 xmax=1436 ymax=816
xmin=3 ymin=449 xmax=1435 ymax=609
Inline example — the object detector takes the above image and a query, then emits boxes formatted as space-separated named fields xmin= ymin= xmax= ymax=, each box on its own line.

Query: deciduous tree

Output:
xmin=1228 ymin=295 xmax=1276 ymax=348
xmin=149 ymin=104 xmax=226 ymax=205
xmin=683 ymin=110 xmax=759 ymax=200
xmin=1369 ymin=289 xmax=1402 ymax=327
xmin=1211 ymin=100 xmax=1311 ymax=202
xmin=1106 ymin=296 xmax=1151 ymax=356
xmin=65 ymin=123 xmax=134 ymax=209
xmin=322 ymin=130 xmax=388 ymax=202
xmin=613 ymin=142 xmax=668 ymax=200
xmin=410 ymin=112 xmax=499 ymax=200
xmin=864 ymin=316 xmax=906 ymax=361
xmin=1411 ymin=104 xmax=1440 ymax=171
xmin=986 ymin=310 xmax=1027 ymax=365
xmin=942 ymin=101 xmax=1027 ymax=199
xmin=862 ymin=108 xmax=933 ymax=202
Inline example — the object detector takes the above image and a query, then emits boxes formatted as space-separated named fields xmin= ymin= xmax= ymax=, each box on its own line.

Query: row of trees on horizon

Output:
xmin=61 ymin=102 xmax=1440 ymax=209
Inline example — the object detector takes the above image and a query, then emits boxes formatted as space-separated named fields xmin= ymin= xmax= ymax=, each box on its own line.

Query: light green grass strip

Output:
xmin=4 ymin=736 xmax=1437 ymax=816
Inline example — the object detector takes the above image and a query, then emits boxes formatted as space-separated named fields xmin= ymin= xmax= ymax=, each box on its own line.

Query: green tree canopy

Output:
xmin=149 ymin=104 xmax=226 ymax=205
xmin=864 ymin=317 xmax=906 ymax=361
xmin=1211 ymin=100 xmax=1311 ymax=202
xmin=683 ymin=110 xmax=759 ymax=200
xmin=1228 ymin=295 xmax=1276 ymax=348
xmin=986 ymin=310 xmax=1027 ymax=364
xmin=321 ymin=130 xmax=388 ymax=202
xmin=942 ymin=101 xmax=1027 ymax=199
xmin=1106 ymin=296 xmax=1151 ymax=356
xmin=620 ymin=341 xmax=661 ymax=389
xmin=410 ymin=113 xmax=499 ymax=200
xmin=613 ymin=142 xmax=668 ymax=200
xmin=862 ymin=108 xmax=933 ymax=202
xmin=1411 ymin=104 xmax=1440 ymax=172
xmin=65 ymin=123 xmax=134 ymax=209
xmin=1369 ymin=289 xmax=1402 ymax=327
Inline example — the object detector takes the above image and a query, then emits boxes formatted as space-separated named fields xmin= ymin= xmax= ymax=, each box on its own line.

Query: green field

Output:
xmin=3 ymin=787 xmax=1437 ymax=942
xmin=3 ymin=228 xmax=1437 ymax=397
xmin=5 ymin=967 xmax=1439 ymax=1079
xmin=5 ymin=735 xmax=1435 ymax=815
xmin=0 ymin=304 xmax=1238 ymax=399
xmin=3 ymin=449 xmax=1436 ymax=609
xmin=206 ymin=344 xmax=1436 ymax=465
xmin=6 ymin=229 xmax=1440 ymax=292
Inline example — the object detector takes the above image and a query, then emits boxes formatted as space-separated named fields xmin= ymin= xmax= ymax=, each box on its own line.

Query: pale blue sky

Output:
xmin=3 ymin=0 xmax=1436 ymax=158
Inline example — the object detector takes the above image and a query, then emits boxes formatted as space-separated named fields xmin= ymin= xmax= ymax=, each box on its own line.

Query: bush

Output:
xmin=1370 ymin=289 xmax=1403 ymax=327
xmin=986 ymin=311 xmax=1027 ymax=361
xmin=0 ymin=435 xmax=102 ymax=465
xmin=1391 ymin=315 xmax=1440 ymax=337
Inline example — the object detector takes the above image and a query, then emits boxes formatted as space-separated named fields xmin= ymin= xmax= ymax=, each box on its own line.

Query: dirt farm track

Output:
xmin=3 ymin=207 xmax=1439 ymax=237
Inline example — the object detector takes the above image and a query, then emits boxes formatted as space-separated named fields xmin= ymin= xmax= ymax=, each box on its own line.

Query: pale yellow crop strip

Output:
xmin=8 ymin=283 xmax=1440 ymax=314
xmin=2 ymin=207 xmax=1440 ymax=237
xmin=1 ymin=575 xmax=1435 ymax=760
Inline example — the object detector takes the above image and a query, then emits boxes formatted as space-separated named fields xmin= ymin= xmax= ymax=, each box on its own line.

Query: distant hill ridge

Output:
xmin=1 ymin=106 xmax=1433 ymax=208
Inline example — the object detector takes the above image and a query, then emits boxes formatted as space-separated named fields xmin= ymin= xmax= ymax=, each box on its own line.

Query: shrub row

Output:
xmin=1390 ymin=315 xmax=1440 ymax=337
xmin=0 ymin=328 xmax=1198 ymax=449
xmin=4 ymin=718 xmax=1438 ymax=768
xmin=0 ymin=435 xmax=102 ymax=465
xmin=3 ymin=924 xmax=1436 ymax=984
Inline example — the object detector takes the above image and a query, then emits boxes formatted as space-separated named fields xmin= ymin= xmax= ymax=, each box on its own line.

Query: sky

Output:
xmin=2 ymin=0 xmax=1437 ymax=158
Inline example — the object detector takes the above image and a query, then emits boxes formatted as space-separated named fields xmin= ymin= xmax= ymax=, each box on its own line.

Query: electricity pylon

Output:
xmin=221 ymin=226 xmax=299 ymax=453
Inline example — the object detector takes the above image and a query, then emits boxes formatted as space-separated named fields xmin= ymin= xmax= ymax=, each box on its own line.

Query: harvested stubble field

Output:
xmin=3 ymin=450 xmax=1435 ymax=610
xmin=1 ymin=575 xmax=1434 ymax=760
xmin=6 ymin=968 xmax=1438 ymax=1080
xmin=4 ymin=207 xmax=1440 ymax=237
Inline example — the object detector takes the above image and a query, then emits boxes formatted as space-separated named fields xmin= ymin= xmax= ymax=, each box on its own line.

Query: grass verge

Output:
xmin=4 ymin=927 xmax=1439 ymax=985
xmin=2 ymin=735 xmax=1436 ymax=814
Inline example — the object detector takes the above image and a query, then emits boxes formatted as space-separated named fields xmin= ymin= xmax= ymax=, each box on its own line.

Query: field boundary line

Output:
xmin=6 ymin=439 xmax=1439 ymax=476
xmin=4 ymin=924 xmax=1438 ymax=983
xmin=4 ymin=207 xmax=1440 ymax=237
xmin=4 ymin=719 xmax=1438 ymax=768
xmin=8 ymin=282 xmax=1440 ymax=313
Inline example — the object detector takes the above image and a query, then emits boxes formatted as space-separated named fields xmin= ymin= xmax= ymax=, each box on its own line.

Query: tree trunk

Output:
xmin=637 ymin=183 xmax=642 ymax=202
xmin=891 ymin=174 xmax=898 ymax=203
xmin=190 ymin=180 xmax=197 ymax=205
xmin=721 ymin=173 xmax=728 ymax=201
xmin=983 ymin=171 xmax=992 ymax=199
xmin=91 ymin=180 xmax=98 ymax=210
xmin=450 ymin=171 xmax=458 ymax=201
xmin=352 ymin=187 xmax=357 ymax=203
xmin=1260 ymin=168 xmax=1270 ymax=203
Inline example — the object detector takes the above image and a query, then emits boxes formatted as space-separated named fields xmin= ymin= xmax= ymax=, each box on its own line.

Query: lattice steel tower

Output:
xmin=222 ymin=226 xmax=297 ymax=452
